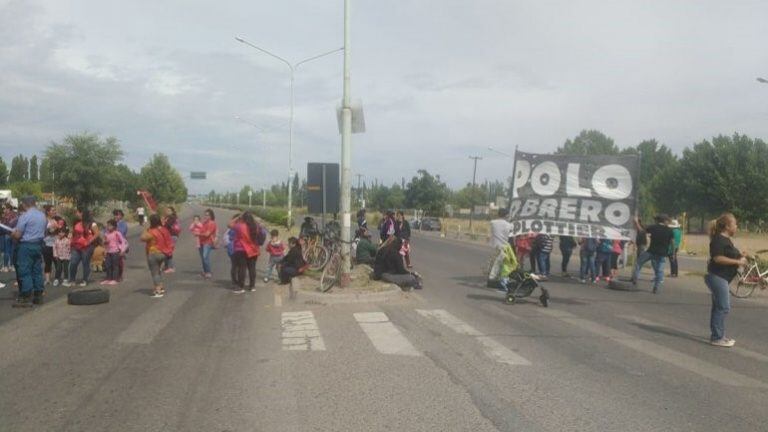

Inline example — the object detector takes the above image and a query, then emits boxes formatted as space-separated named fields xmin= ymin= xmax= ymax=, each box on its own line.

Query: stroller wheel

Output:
xmin=505 ymin=293 xmax=516 ymax=304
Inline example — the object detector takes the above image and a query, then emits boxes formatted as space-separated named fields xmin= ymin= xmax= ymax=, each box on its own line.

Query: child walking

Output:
xmin=264 ymin=229 xmax=285 ymax=283
xmin=102 ymin=219 xmax=128 ymax=285
xmin=52 ymin=228 xmax=71 ymax=286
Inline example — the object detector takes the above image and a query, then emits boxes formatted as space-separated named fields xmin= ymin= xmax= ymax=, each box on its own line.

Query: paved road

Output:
xmin=1 ymin=206 xmax=767 ymax=431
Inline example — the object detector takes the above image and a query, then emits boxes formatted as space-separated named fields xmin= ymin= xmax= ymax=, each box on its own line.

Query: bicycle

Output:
xmin=320 ymin=235 xmax=356 ymax=292
xmin=302 ymin=231 xmax=330 ymax=271
xmin=730 ymin=250 xmax=768 ymax=298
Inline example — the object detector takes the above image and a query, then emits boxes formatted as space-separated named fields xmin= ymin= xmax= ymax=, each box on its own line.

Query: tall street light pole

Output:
xmin=339 ymin=0 xmax=353 ymax=285
xmin=235 ymin=37 xmax=343 ymax=228
xmin=468 ymin=156 xmax=482 ymax=230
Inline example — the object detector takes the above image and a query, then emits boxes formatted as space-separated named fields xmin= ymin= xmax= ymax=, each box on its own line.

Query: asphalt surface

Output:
xmin=1 ymin=206 xmax=767 ymax=431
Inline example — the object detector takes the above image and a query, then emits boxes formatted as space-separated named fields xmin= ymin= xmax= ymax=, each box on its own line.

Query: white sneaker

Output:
xmin=711 ymin=338 xmax=735 ymax=347
xmin=62 ymin=281 xmax=72 ymax=287
xmin=263 ymin=277 xmax=269 ymax=283
xmin=233 ymin=288 xmax=246 ymax=294
xmin=53 ymin=280 xmax=60 ymax=287
xmin=0 ymin=281 xmax=5 ymax=289
xmin=78 ymin=281 xmax=87 ymax=287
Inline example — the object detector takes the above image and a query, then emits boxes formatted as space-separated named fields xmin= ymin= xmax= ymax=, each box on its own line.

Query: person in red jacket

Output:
xmin=194 ymin=209 xmax=217 ymax=279
xmin=140 ymin=214 xmax=174 ymax=298
xmin=228 ymin=211 xmax=261 ymax=293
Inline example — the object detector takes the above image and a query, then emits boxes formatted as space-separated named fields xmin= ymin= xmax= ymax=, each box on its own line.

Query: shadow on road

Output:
xmin=629 ymin=321 xmax=707 ymax=345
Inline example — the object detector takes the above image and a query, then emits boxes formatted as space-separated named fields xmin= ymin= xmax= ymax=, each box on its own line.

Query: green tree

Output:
xmin=622 ymin=139 xmax=678 ymax=220
xmin=665 ymin=134 xmax=768 ymax=223
xmin=139 ymin=153 xmax=188 ymax=204
xmin=10 ymin=180 xmax=42 ymax=199
xmin=405 ymin=170 xmax=449 ymax=216
xmin=29 ymin=155 xmax=39 ymax=182
xmin=451 ymin=183 xmax=486 ymax=209
xmin=45 ymin=133 xmax=124 ymax=206
xmin=108 ymin=164 xmax=142 ymax=203
xmin=9 ymin=155 xmax=28 ymax=183
xmin=0 ymin=157 xmax=8 ymax=187
xmin=39 ymin=157 xmax=52 ymax=191
xmin=556 ymin=130 xmax=620 ymax=155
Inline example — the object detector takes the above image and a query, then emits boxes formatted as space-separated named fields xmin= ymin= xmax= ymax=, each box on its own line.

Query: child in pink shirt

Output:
xmin=189 ymin=215 xmax=203 ymax=248
xmin=102 ymin=219 xmax=128 ymax=285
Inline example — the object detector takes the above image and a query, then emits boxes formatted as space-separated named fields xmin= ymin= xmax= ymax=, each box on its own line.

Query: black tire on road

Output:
xmin=68 ymin=288 xmax=110 ymax=305
xmin=607 ymin=279 xmax=639 ymax=292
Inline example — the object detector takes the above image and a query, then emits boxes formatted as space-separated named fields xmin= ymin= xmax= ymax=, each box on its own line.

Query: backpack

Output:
xmin=255 ymin=224 xmax=268 ymax=246
xmin=599 ymin=239 xmax=613 ymax=254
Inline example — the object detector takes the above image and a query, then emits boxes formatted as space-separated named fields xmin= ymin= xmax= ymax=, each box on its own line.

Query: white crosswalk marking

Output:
xmin=117 ymin=291 xmax=193 ymax=345
xmin=354 ymin=312 xmax=421 ymax=356
xmin=282 ymin=311 xmax=326 ymax=351
xmin=536 ymin=308 xmax=768 ymax=389
xmin=416 ymin=309 xmax=531 ymax=365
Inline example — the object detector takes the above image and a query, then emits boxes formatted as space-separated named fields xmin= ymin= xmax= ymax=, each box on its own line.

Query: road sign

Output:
xmin=307 ymin=163 xmax=339 ymax=214
xmin=190 ymin=172 xmax=207 ymax=180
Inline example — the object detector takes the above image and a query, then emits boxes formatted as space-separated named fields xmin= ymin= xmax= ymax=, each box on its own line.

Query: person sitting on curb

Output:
xmin=279 ymin=237 xmax=307 ymax=285
xmin=355 ymin=228 xmax=377 ymax=266
xmin=372 ymin=237 xmax=422 ymax=291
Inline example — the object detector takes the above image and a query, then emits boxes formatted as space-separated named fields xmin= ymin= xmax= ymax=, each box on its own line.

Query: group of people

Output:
xmin=354 ymin=209 xmax=422 ymax=290
xmin=490 ymin=208 xmax=745 ymax=349
xmin=4 ymin=197 xmax=131 ymax=306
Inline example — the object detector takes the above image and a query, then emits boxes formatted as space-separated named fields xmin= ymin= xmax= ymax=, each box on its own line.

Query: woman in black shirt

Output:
xmin=705 ymin=213 xmax=747 ymax=347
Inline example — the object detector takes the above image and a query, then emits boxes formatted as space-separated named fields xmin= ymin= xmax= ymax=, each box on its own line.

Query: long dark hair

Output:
xmin=241 ymin=212 xmax=259 ymax=239
xmin=149 ymin=214 xmax=162 ymax=229
xmin=77 ymin=208 xmax=93 ymax=227
xmin=205 ymin=208 xmax=216 ymax=221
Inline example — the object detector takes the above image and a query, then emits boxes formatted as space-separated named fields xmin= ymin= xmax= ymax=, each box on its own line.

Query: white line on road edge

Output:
xmin=416 ymin=309 xmax=531 ymax=366
xmin=117 ymin=291 xmax=194 ymax=344
xmin=281 ymin=311 xmax=325 ymax=351
xmin=535 ymin=308 xmax=768 ymax=389
xmin=617 ymin=314 xmax=768 ymax=364
xmin=353 ymin=312 xmax=421 ymax=356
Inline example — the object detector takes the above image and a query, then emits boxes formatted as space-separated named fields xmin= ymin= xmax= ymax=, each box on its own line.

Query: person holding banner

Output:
xmin=632 ymin=214 xmax=674 ymax=293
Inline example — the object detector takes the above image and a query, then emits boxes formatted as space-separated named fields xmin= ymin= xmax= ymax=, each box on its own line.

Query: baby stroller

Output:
xmin=485 ymin=245 xmax=550 ymax=307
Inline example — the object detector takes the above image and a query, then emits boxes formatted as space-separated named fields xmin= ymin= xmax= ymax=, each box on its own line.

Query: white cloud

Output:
xmin=1 ymin=0 xmax=768 ymax=191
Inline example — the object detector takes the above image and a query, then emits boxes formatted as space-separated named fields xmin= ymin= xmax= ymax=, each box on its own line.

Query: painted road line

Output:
xmin=354 ymin=312 xmax=421 ymax=356
xmin=618 ymin=314 xmax=768 ymax=364
xmin=281 ymin=311 xmax=325 ymax=351
xmin=117 ymin=291 xmax=194 ymax=344
xmin=416 ymin=309 xmax=531 ymax=366
xmin=536 ymin=308 xmax=768 ymax=389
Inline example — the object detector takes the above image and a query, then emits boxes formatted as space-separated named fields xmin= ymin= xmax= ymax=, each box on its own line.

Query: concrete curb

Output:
xmin=289 ymin=276 xmax=405 ymax=305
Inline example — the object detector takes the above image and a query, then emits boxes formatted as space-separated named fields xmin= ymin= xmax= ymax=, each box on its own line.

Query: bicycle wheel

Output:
xmin=731 ymin=265 xmax=759 ymax=298
xmin=307 ymin=245 xmax=330 ymax=271
xmin=320 ymin=253 xmax=342 ymax=292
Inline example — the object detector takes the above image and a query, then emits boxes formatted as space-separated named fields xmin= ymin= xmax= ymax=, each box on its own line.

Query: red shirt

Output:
xmin=71 ymin=221 xmax=93 ymax=251
xmin=233 ymin=222 xmax=259 ymax=258
xmin=198 ymin=220 xmax=218 ymax=246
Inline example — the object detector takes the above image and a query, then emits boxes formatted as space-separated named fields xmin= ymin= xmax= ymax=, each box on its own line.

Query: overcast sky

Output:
xmin=2 ymin=0 xmax=767 ymax=194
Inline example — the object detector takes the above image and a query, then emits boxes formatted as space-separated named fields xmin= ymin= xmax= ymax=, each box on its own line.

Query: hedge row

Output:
xmin=207 ymin=204 xmax=289 ymax=226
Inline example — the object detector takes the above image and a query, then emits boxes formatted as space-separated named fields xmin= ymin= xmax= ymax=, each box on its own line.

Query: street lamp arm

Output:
xmin=295 ymin=47 xmax=344 ymax=69
xmin=487 ymin=146 xmax=514 ymax=158
xmin=235 ymin=37 xmax=293 ymax=71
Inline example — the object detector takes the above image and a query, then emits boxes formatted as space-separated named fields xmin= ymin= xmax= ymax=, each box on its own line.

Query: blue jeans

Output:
xmin=266 ymin=255 xmax=281 ymax=280
xmin=633 ymin=251 xmax=666 ymax=291
xmin=580 ymin=253 xmax=596 ymax=281
xmin=537 ymin=252 xmax=551 ymax=276
xmin=704 ymin=273 xmax=730 ymax=341
xmin=595 ymin=252 xmax=611 ymax=277
xmin=166 ymin=236 xmax=179 ymax=269
xmin=199 ymin=244 xmax=213 ymax=274
xmin=17 ymin=242 xmax=44 ymax=294
xmin=2 ymin=235 xmax=13 ymax=267
xmin=69 ymin=247 xmax=94 ymax=283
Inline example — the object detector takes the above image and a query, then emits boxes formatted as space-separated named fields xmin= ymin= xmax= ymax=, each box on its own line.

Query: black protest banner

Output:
xmin=508 ymin=151 xmax=640 ymax=240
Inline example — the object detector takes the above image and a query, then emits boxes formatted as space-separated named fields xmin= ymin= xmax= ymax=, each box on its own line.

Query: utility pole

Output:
xmin=262 ymin=189 xmax=266 ymax=208
xmin=355 ymin=174 xmax=363 ymax=207
xmin=468 ymin=156 xmax=482 ymax=230
xmin=340 ymin=0 xmax=353 ymax=286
